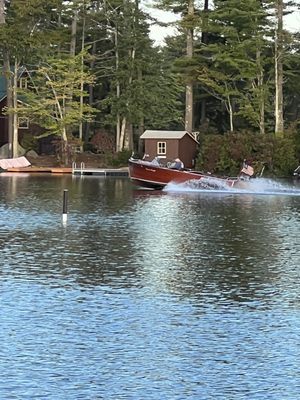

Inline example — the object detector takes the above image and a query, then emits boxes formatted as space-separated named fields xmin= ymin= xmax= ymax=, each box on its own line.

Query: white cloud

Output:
xmin=284 ymin=9 xmax=300 ymax=32
xmin=142 ymin=1 xmax=179 ymax=45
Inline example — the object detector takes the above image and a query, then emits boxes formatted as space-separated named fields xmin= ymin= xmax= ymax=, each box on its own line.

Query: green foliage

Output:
xmin=17 ymin=52 xmax=96 ymax=141
xmin=101 ymin=1 xmax=183 ymax=136
xmin=52 ymin=136 xmax=82 ymax=164
xmin=90 ymin=131 xmax=115 ymax=153
xmin=0 ymin=0 xmax=66 ymax=62
xmin=20 ymin=133 xmax=38 ymax=152
xmin=193 ymin=0 xmax=274 ymax=132
xmin=272 ymin=136 xmax=297 ymax=176
xmin=0 ymin=0 xmax=300 ymax=170
xmin=196 ymin=132 xmax=297 ymax=177
xmin=106 ymin=149 xmax=132 ymax=167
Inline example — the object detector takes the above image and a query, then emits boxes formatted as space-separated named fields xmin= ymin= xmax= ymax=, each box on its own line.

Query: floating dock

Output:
xmin=71 ymin=162 xmax=128 ymax=176
xmin=72 ymin=167 xmax=128 ymax=176
xmin=5 ymin=166 xmax=72 ymax=174
xmin=4 ymin=164 xmax=128 ymax=176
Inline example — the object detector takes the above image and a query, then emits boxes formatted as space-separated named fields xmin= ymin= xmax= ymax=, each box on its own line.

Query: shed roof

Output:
xmin=140 ymin=130 xmax=198 ymax=143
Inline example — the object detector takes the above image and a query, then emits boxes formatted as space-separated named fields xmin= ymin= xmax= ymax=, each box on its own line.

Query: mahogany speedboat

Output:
xmin=128 ymin=157 xmax=254 ymax=190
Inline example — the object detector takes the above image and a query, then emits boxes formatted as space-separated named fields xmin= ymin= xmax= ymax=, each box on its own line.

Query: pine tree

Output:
xmin=153 ymin=0 xmax=199 ymax=132
xmin=0 ymin=0 xmax=66 ymax=157
xmin=196 ymin=0 xmax=272 ymax=132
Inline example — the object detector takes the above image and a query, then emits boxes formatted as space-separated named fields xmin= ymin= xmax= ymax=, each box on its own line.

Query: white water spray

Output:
xmin=164 ymin=177 xmax=300 ymax=196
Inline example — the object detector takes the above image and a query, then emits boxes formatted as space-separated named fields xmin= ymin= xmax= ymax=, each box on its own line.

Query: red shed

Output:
xmin=140 ymin=130 xmax=199 ymax=169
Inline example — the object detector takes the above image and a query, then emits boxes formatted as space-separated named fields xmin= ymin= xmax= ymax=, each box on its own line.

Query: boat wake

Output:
xmin=164 ymin=177 xmax=300 ymax=196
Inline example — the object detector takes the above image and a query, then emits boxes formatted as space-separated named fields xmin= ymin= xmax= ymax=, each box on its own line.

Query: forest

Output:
xmin=0 ymin=0 xmax=300 ymax=175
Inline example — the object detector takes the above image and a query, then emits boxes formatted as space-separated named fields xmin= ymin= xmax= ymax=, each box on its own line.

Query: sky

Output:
xmin=143 ymin=3 xmax=300 ymax=46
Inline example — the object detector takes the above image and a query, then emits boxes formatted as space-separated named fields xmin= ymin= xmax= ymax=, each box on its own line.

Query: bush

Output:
xmin=196 ymin=131 xmax=297 ymax=177
xmin=20 ymin=133 xmax=39 ymax=152
xmin=106 ymin=150 xmax=132 ymax=167
xmin=90 ymin=131 xmax=115 ymax=154
xmin=272 ymin=137 xmax=297 ymax=176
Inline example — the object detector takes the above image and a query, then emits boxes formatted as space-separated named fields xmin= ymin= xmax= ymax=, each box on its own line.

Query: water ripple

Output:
xmin=1 ymin=175 xmax=300 ymax=399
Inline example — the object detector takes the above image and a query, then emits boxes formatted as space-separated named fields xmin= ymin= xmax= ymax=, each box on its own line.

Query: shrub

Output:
xmin=20 ymin=133 xmax=39 ymax=152
xmin=196 ymin=131 xmax=297 ymax=177
xmin=90 ymin=131 xmax=115 ymax=153
xmin=106 ymin=150 xmax=132 ymax=167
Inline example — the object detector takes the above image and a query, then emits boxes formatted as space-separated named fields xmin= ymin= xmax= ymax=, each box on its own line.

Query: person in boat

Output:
xmin=141 ymin=154 xmax=160 ymax=166
xmin=151 ymin=157 xmax=160 ymax=166
xmin=169 ymin=158 xmax=184 ymax=170
xmin=240 ymin=159 xmax=254 ymax=180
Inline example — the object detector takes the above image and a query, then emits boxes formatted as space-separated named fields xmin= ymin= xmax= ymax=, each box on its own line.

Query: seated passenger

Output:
xmin=151 ymin=157 xmax=160 ymax=166
xmin=240 ymin=159 xmax=254 ymax=180
xmin=170 ymin=158 xmax=184 ymax=170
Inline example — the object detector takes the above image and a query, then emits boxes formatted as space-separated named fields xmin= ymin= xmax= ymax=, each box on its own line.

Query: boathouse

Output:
xmin=140 ymin=130 xmax=199 ymax=169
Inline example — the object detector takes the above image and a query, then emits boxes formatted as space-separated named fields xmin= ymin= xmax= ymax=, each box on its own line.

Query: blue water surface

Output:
xmin=1 ymin=174 xmax=300 ymax=399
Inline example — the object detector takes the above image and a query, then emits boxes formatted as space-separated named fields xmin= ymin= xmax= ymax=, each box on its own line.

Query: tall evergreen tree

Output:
xmin=99 ymin=0 xmax=182 ymax=151
xmin=195 ymin=0 xmax=272 ymax=132
xmin=0 ymin=0 xmax=64 ymax=157
xmin=153 ymin=0 xmax=199 ymax=133
xmin=275 ymin=0 xmax=284 ymax=136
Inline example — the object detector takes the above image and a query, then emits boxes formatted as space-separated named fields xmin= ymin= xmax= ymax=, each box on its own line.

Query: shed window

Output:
xmin=157 ymin=141 xmax=166 ymax=155
xmin=18 ymin=117 xmax=29 ymax=129
xmin=19 ymin=77 xmax=28 ymax=89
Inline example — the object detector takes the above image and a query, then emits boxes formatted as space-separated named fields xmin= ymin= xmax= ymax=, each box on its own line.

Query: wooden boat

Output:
xmin=128 ymin=157 xmax=254 ymax=190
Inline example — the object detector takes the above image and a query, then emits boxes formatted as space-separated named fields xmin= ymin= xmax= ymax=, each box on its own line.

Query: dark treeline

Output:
xmin=0 ymin=0 xmax=299 ymax=174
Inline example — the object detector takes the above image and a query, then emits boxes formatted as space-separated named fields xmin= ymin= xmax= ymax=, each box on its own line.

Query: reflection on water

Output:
xmin=1 ymin=174 xmax=300 ymax=399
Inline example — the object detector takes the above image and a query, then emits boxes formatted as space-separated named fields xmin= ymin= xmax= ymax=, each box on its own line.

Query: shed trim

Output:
xmin=140 ymin=130 xmax=199 ymax=144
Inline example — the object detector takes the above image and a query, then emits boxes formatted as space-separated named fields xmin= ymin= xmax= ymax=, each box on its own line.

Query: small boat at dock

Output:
xmin=128 ymin=157 xmax=254 ymax=190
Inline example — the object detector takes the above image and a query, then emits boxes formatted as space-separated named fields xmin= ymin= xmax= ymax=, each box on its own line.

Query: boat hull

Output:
xmin=128 ymin=158 xmax=241 ymax=190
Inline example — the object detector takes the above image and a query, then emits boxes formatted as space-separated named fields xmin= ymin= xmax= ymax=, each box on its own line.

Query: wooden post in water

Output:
xmin=62 ymin=189 xmax=68 ymax=223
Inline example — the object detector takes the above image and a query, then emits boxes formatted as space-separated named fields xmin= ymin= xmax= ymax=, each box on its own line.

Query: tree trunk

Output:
xmin=114 ymin=27 xmax=121 ymax=152
xmin=119 ymin=116 xmax=126 ymax=150
xmin=257 ymin=49 xmax=265 ymax=135
xmin=275 ymin=0 xmax=284 ymax=136
xmin=79 ymin=9 xmax=86 ymax=153
xmin=12 ymin=59 xmax=19 ymax=158
xmin=123 ymin=48 xmax=135 ymax=150
xmin=124 ymin=123 xmax=133 ymax=150
xmin=0 ymin=0 xmax=4 ymax=23
xmin=86 ymin=1 xmax=99 ymax=143
xmin=70 ymin=8 xmax=78 ymax=57
xmin=62 ymin=128 xmax=69 ymax=166
xmin=199 ymin=0 xmax=209 ymax=125
xmin=185 ymin=0 xmax=194 ymax=132
xmin=201 ymin=0 xmax=209 ymax=45
xmin=87 ymin=38 xmax=96 ymax=142
xmin=137 ymin=68 xmax=144 ymax=155
xmin=227 ymin=96 xmax=234 ymax=132
xmin=0 ymin=0 xmax=13 ymax=158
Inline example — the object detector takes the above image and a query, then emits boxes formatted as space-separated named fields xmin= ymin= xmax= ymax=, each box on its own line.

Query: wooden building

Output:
xmin=140 ymin=130 xmax=199 ymax=169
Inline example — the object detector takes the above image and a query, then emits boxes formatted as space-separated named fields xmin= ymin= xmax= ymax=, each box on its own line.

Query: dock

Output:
xmin=72 ymin=167 xmax=128 ymax=176
xmin=6 ymin=166 xmax=72 ymax=174
xmin=71 ymin=162 xmax=128 ymax=176
xmin=4 ymin=164 xmax=128 ymax=176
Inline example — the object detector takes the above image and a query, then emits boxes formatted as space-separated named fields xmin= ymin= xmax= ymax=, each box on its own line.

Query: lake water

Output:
xmin=1 ymin=174 xmax=300 ymax=399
